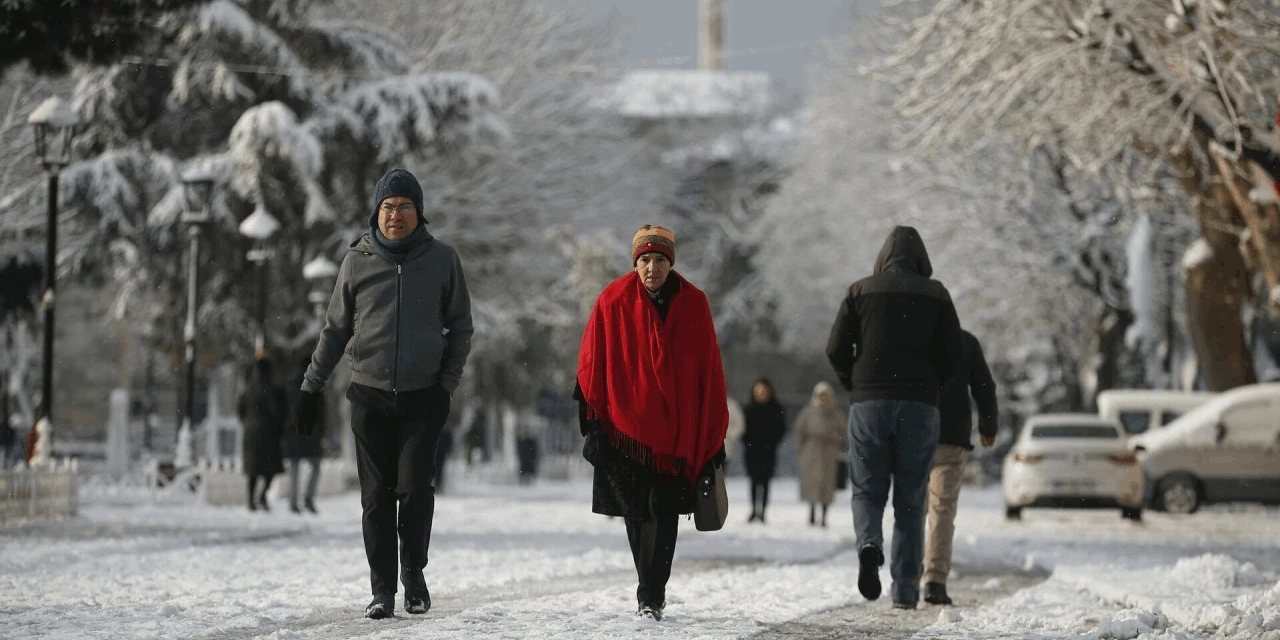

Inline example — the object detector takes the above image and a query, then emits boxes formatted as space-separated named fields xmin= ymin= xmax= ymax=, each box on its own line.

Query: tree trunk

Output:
xmin=1171 ymin=145 xmax=1258 ymax=390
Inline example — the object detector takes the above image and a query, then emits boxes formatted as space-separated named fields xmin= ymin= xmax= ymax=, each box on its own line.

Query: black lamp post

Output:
xmin=26 ymin=97 xmax=78 ymax=429
xmin=180 ymin=168 xmax=214 ymax=441
xmin=238 ymin=205 xmax=279 ymax=354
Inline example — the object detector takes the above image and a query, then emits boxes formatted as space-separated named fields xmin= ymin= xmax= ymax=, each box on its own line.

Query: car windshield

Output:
xmin=1030 ymin=424 xmax=1119 ymax=439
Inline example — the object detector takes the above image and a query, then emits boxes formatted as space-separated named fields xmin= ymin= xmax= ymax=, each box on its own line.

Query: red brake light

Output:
xmin=1109 ymin=453 xmax=1138 ymax=464
xmin=1014 ymin=453 xmax=1043 ymax=463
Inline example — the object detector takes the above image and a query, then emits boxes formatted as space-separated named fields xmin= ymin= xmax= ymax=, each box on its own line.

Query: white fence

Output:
xmin=0 ymin=462 xmax=78 ymax=523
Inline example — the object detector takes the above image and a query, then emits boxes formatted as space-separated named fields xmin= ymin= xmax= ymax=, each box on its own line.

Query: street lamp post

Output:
xmin=302 ymin=255 xmax=338 ymax=323
xmin=27 ymin=97 xmax=78 ymax=431
xmin=180 ymin=168 xmax=214 ymax=444
xmin=238 ymin=205 xmax=280 ymax=354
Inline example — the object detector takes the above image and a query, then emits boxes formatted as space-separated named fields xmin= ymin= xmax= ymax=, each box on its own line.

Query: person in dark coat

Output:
xmin=923 ymin=329 xmax=998 ymax=606
xmin=239 ymin=355 xmax=286 ymax=513
xmin=291 ymin=167 xmax=474 ymax=619
xmin=283 ymin=358 xmax=325 ymax=514
xmin=742 ymin=378 xmax=786 ymax=523
xmin=827 ymin=226 xmax=964 ymax=610
xmin=575 ymin=225 xmax=729 ymax=621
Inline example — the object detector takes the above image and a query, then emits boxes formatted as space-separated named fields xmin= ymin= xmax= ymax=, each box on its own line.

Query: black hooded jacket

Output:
xmin=826 ymin=226 xmax=964 ymax=407
xmin=939 ymin=330 xmax=999 ymax=448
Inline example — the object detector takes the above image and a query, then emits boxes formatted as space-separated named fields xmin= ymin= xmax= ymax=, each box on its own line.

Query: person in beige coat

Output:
xmin=795 ymin=382 xmax=848 ymax=527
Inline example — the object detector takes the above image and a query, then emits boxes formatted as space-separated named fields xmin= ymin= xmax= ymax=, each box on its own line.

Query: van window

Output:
xmin=1031 ymin=425 xmax=1120 ymax=439
xmin=1159 ymin=411 xmax=1182 ymax=426
xmin=1118 ymin=411 xmax=1151 ymax=435
xmin=1221 ymin=400 xmax=1274 ymax=444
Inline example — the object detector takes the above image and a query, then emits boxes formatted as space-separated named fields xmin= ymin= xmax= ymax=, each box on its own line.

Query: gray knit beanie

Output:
xmin=369 ymin=168 xmax=426 ymax=227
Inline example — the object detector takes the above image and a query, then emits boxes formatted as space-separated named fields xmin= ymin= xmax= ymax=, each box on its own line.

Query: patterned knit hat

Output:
xmin=632 ymin=225 xmax=676 ymax=265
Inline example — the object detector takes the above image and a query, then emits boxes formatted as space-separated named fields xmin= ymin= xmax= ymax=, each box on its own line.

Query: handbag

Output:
xmin=836 ymin=460 xmax=850 ymax=490
xmin=694 ymin=461 xmax=728 ymax=531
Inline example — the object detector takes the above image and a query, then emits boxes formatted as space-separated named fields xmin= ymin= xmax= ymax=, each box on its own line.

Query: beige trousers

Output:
xmin=923 ymin=444 xmax=969 ymax=584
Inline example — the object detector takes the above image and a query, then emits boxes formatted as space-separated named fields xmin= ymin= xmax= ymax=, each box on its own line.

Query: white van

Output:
xmin=1096 ymin=389 xmax=1216 ymax=448
xmin=1139 ymin=383 xmax=1280 ymax=514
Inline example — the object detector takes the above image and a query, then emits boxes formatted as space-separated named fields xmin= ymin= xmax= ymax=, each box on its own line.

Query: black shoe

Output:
xmin=858 ymin=545 xmax=883 ymax=601
xmin=401 ymin=569 xmax=431 ymax=614
xmin=892 ymin=600 xmax=917 ymax=610
xmin=289 ymin=503 xmax=301 ymax=514
xmin=637 ymin=602 xmax=664 ymax=621
xmin=924 ymin=582 xmax=953 ymax=606
xmin=366 ymin=592 xmax=395 ymax=619
xmin=304 ymin=499 xmax=318 ymax=514
xmin=258 ymin=499 xmax=270 ymax=513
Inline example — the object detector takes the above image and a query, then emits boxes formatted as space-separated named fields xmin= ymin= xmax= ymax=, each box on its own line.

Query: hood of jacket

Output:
xmin=874 ymin=226 xmax=932 ymax=277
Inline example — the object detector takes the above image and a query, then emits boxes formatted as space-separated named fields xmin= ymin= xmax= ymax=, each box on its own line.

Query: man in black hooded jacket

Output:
xmin=826 ymin=226 xmax=964 ymax=610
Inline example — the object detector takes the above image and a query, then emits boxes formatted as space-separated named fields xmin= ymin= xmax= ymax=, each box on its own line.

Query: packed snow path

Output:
xmin=3 ymin=476 xmax=1279 ymax=639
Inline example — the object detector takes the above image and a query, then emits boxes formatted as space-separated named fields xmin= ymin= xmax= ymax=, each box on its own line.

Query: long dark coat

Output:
xmin=743 ymin=396 xmax=786 ymax=481
xmin=239 ymin=360 xmax=286 ymax=477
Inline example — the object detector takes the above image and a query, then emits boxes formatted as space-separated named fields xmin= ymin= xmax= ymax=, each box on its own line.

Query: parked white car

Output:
xmin=1096 ymin=389 xmax=1216 ymax=449
xmin=1139 ymin=383 xmax=1280 ymax=514
xmin=1003 ymin=414 xmax=1144 ymax=521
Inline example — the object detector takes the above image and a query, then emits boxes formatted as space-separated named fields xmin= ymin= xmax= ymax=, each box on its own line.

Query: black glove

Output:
xmin=711 ymin=444 xmax=726 ymax=467
xmin=292 ymin=390 xmax=323 ymax=436
xmin=581 ymin=428 xmax=604 ymax=466
xmin=837 ymin=374 xmax=853 ymax=392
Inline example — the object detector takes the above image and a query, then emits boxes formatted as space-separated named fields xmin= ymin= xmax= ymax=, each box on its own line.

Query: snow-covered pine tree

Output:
xmin=0 ymin=0 xmax=507 ymax=375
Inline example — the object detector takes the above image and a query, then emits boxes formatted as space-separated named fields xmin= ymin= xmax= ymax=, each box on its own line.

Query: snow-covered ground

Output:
xmin=2 ymin=473 xmax=1279 ymax=639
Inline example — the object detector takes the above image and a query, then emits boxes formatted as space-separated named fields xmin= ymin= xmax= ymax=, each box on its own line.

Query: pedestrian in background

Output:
xmin=794 ymin=381 xmax=847 ymax=527
xmin=827 ymin=226 xmax=963 ymax=610
xmin=923 ymin=328 xmax=998 ymax=606
xmin=724 ymin=397 xmax=745 ymax=474
xmin=239 ymin=353 xmax=285 ymax=513
xmin=742 ymin=378 xmax=785 ymax=523
xmin=575 ymin=224 xmax=728 ymax=621
xmin=284 ymin=356 xmax=324 ymax=514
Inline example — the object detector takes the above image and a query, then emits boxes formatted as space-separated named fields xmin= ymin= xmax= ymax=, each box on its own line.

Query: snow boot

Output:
xmin=401 ymin=569 xmax=431 ymax=614
xmin=289 ymin=503 xmax=301 ymax=514
xmin=858 ymin=545 xmax=883 ymax=601
xmin=637 ymin=602 xmax=664 ymax=621
xmin=304 ymin=499 xmax=318 ymax=514
xmin=365 ymin=592 xmax=394 ymax=619
xmin=892 ymin=600 xmax=917 ymax=610
xmin=924 ymin=582 xmax=953 ymax=606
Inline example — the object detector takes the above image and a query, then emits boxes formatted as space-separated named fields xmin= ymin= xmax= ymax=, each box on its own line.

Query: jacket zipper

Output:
xmin=393 ymin=263 xmax=402 ymax=394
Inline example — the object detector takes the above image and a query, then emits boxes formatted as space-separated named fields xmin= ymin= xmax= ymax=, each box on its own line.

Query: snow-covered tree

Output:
xmin=0 ymin=0 xmax=508 ymax=417
xmin=884 ymin=0 xmax=1280 ymax=390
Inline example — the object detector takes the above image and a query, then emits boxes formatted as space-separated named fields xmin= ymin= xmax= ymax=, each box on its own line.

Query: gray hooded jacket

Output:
xmin=302 ymin=231 xmax=473 ymax=395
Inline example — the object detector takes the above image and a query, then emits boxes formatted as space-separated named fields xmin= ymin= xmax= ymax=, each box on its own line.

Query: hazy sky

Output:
xmin=583 ymin=0 xmax=855 ymax=98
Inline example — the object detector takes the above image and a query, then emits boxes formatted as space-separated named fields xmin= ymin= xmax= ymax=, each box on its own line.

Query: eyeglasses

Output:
xmin=379 ymin=203 xmax=416 ymax=216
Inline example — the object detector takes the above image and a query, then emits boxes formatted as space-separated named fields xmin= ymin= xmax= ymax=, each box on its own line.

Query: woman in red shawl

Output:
xmin=575 ymin=225 xmax=729 ymax=621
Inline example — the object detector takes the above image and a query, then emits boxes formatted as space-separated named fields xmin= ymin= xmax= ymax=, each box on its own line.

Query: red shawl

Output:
xmin=577 ymin=271 xmax=729 ymax=483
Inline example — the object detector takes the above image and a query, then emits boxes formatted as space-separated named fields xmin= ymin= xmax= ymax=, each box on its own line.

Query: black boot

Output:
xmin=366 ymin=592 xmax=395 ymax=619
xmin=924 ymin=582 xmax=953 ymax=606
xmin=809 ymin=504 xmax=816 ymax=526
xmin=290 ymin=503 xmax=301 ymax=514
xmin=304 ymin=498 xmax=318 ymax=514
xmin=402 ymin=569 xmax=431 ymax=614
xmin=858 ymin=545 xmax=883 ymax=601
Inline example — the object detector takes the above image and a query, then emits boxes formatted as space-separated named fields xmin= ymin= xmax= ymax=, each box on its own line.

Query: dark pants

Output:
xmin=247 ymin=474 xmax=274 ymax=508
xmin=624 ymin=513 xmax=678 ymax=608
xmin=750 ymin=480 xmax=771 ymax=517
xmin=848 ymin=399 xmax=939 ymax=604
xmin=348 ymin=383 xmax=450 ymax=596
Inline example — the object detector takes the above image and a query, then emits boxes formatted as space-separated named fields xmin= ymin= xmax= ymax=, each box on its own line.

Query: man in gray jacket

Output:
xmin=293 ymin=167 xmax=473 ymax=619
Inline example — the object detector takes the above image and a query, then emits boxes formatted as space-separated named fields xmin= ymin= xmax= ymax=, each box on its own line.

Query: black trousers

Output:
xmin=750 ymin=479 xmax=771 ymax=516
xmin=247 ymin=474 xmax=273 ymax=507
xmin=624 ymin=512 xmax=678 ymax=607
xmin=348 ymin=383 xmax=450 ymax=595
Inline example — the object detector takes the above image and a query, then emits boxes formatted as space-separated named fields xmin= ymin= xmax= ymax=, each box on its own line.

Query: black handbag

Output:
xmin=836 ymin=460 xmax=850 ymax=490
xmin=694 ymin=461 xmax=728 ymax=531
